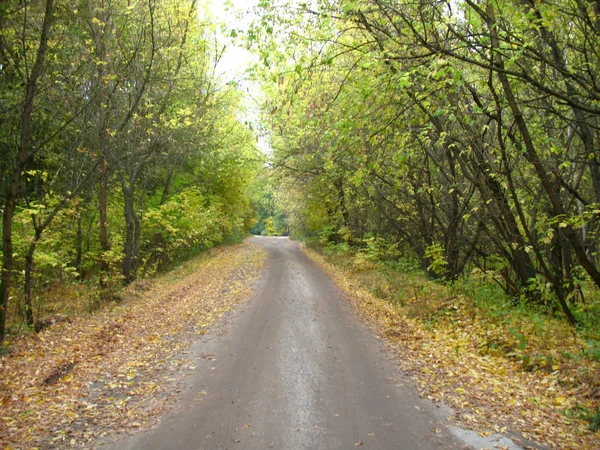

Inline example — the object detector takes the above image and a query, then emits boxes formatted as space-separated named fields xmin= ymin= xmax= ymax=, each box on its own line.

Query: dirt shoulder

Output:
xmin=0 ymin=242 xmax=267 ymax=448
xmin=304 ymin=247 xmax=600 ymax=450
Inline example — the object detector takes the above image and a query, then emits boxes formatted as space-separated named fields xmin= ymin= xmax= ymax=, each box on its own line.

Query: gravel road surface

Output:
xmin=109 ymin=237 xmax=471 ymax=449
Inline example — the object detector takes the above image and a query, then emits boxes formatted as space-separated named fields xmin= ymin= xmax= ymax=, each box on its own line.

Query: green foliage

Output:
xmin=0 ymin=0 xmax=262 ymax=336
xmin=141 ymin=189 xmax=225 ymax=274
xmin=424 ymin=243 xmax=448 ymax=278
xmin=357 ymin=233 xmax=400 ymax=263
xmin=248 ymin=170 xmax=288 ymax=236
xmin=590 ymin=408 xmax=600 ymax=432
xmin=253 ymin=0 xmax=600 ymax=327
xmin=318 ymin=225 xmax=338 ymax=246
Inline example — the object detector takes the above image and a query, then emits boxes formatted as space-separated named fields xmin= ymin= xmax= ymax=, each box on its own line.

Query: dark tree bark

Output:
xmin=485 ymin=3 xmax=579 ymax=324
xmin=0 ymin=0 xmax=55 ymax=341
xmin=122 ymin=185 xmax=139 ymax=284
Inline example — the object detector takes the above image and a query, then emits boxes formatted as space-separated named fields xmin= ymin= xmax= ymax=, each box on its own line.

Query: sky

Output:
xmin=207 ymin=0 xmax=259 ymax=80
xmin=205 ymin=0 xmax=271 ymax=154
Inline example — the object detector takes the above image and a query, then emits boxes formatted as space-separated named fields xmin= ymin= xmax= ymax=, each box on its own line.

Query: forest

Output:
xmin=253 ymin=0 xmax=600 ymax=329
xmin=1 ymin=0 xmax=599 ymax=365
xmin=0 ymin=0 xmax=260 ymax=342
xmin=2 ymin=0 xmax=600 ymax=446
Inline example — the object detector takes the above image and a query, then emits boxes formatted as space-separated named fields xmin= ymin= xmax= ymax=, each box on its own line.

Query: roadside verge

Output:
xmin=0 ymin=242 xmax=267 ymax=448
xmin=303 ymin=246 xmax=599 ymax=450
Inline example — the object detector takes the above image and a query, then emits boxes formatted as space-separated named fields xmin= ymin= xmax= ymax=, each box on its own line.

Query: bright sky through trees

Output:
xmin=208 ymin=0 xmax=257 ymax=78
xmin=207 ymin=0 xmax=272 ymax=154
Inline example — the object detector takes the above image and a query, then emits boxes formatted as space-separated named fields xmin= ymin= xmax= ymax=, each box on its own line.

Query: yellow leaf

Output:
xmin=553 ymin=396 xmax=567 ymax=405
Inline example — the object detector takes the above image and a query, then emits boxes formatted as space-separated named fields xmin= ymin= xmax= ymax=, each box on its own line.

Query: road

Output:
xmin=109 ymin=237 xmax=473 ymax=449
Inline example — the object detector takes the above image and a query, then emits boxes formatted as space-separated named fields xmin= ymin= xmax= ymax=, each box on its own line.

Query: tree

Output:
xmin=0 ymin=0 xmax=262 ymax=339
xmin=0 ymin=0 xmax=56 ymax=340
xmin=254 ymin=0 xmax=600 ymax=323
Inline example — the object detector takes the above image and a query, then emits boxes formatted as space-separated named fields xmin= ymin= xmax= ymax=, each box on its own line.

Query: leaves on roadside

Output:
xmin=0 ymin=243 xmax=266 ymax=448
xmin=307 ymin=248 xmax=600 ymax=450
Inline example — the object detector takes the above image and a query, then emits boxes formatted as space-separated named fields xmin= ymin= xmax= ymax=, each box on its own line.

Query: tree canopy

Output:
xmin=253 ymin=0 xmax=600 ymax=325
xmin=0 ymin=0 xmax=261 ymax=341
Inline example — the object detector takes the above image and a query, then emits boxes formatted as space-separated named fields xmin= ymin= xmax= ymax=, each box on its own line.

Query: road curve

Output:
xmin=109 ymin=237 xmax=465 ymax=449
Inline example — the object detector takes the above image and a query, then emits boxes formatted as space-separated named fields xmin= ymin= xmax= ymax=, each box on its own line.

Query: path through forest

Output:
xmin=106 ymin=237 xmax=524 ymax=450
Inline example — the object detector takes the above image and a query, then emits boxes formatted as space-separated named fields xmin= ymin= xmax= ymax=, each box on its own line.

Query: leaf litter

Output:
xmin=0 ymin=242 xmax=266 ymax=448
xmin=305 ymin=247 xmax=600 ymax=450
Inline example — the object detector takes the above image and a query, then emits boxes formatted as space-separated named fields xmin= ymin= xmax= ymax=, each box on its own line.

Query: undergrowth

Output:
xmin=2 ymin=234 xmax=252 ymax=348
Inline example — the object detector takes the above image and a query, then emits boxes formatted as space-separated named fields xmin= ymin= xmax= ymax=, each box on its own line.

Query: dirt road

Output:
xmin=108 ymin=237 xmax=472 ymax=449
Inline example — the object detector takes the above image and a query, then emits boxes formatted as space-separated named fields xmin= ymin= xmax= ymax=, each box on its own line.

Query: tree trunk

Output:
xmin=23 ymin=240 xmax=38 ymax=327
xmin=91 ymin=0 xmax=111 ymax=295
xmin=134 ymin=210 xmax=141 ymax=275
xmin=75 ymin=211 xmax=83 ymax=278
xmin=122 ymin=186 xmax=138 ymax=284
xmin=444 ymin=149 xmax=462 ymax=278
xmin=334 ymin=177 xmax=349 ymax=228
xmin=0 ymin=0 xmax=55 ymax=342
xmin=487 ymin=4 xmax=600 ymax=292
xmin=160 ymin=170 xmax=174 ymax=206
xmin=486 ymin=3 xmax=578 ymax=323
xmin=0 ymin=182 xmax=17 ymax=340
xmin=99 ymin=158 xmax=110 ymax=291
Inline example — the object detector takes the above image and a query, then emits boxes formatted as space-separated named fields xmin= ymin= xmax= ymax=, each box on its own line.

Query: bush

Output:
xmin=140 ymin=189 xmax=227 ymax=274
